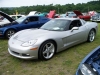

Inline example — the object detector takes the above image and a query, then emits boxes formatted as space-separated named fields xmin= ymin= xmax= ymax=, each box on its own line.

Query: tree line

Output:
xmin=0 ymin=1 xmax=100 ymax=15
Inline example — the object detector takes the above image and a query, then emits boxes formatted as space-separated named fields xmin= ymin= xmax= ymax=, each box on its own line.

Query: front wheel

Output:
xmin=87 ymin=29 xmax=95 ymax=42
xmin=38 ymin=41 xmax=56 ymax=60
xmin=5 ymin=29 xmax=16 ymax=39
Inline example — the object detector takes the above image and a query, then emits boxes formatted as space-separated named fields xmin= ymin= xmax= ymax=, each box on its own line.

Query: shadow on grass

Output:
xmin=0 ymin=37 xmax=8 ymax=40
xmin=55 ymin=41 xmax=88 ymax=56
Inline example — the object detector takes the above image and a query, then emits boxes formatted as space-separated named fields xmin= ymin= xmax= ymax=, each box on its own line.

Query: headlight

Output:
xmin=80 ymin=64 xmax=95 ymax=75
xmin=21 ymin=40 xmax=37 ymax=47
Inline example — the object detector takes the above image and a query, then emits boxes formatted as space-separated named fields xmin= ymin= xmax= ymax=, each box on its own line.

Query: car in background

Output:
xmin=76 ymin=46 xmax=100 ymax=75
xmin=74 ymin=10 xmax=91 ymax=21
xmin=9 ymin=15 xmax=25 ymax=20
xmin=8 ymin=18 xmax=97 ymax=60
xmin=0 ymin=18 xmax=10 ymax=25
xmin=59 ymin=14 xmax=66 ymax=18
xmin=66 ymin=11 xmax=77 ymax=18
xmin=28 ymin=11 xmax=41 ymax=16
xmin=60 ymin=12 xmax=76 ymax=18
xmin=0 ymin=15 xmax=25 ymax=26
xmin=0 ymin=11 xmax=50 ymax=38
xmin=91 ymin=12 xmax=100 ymax=22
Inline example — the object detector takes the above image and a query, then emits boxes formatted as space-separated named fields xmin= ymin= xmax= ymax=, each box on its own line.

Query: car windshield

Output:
xmin=16 ymin=16 xmax=26 ymax=23
xmin=40 ymin=19 xmax=70 ymax=31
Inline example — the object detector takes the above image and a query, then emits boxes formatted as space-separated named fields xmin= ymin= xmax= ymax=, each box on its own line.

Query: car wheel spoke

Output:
xmin=89 ymin=31 xmax=94 ymax=41
xmin=43 ymin=49 xmax=48 ymax=54
xmin=43 ymin=43 xmax=55 ymax=59
xmin=6 ymin=30 xmax=15 ymax=38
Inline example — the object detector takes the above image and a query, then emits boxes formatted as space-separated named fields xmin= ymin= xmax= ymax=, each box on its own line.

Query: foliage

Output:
xmin=0 ymin=1 xmax=100 ymax=15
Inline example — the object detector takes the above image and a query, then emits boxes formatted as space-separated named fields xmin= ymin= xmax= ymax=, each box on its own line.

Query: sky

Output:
xmin=0 ymin=0 xmax=92 ymax=7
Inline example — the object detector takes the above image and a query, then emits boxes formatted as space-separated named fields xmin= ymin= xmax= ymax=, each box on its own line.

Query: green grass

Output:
xmin=0 ymin=23 xmax=100 ymax=75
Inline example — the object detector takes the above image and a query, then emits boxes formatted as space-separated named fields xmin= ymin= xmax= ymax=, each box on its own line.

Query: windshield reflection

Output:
xmin=40 ymin=19 xmax=70 ymax=31
xmin=16 ymin=16 xmax=26 ymax=23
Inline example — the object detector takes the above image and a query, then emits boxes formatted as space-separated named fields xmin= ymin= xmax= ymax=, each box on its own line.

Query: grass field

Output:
xmin=0 ymin=23 xmax=100 ymax=75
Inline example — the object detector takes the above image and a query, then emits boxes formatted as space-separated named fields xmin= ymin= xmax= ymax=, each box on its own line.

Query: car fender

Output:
xmin=35 ymin=35 xmax=65 ymax=53
xmin=4 ymin=27 xmax=17 ymax=35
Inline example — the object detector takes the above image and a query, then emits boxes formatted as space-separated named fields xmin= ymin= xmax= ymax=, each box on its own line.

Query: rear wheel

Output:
xmin=38 ymin=41 xmax=56 ymax=60
xmin=87 ymin=29 xmax=95 ymax=42
xmin=5 ymin=29 xmax=16 ymax=39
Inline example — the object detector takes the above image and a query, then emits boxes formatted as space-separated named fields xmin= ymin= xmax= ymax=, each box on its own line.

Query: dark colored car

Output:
xmin=0 ymin=11 xmax=50 ymax=38
xmin=76 ymin=46 xmax=100 ymax=75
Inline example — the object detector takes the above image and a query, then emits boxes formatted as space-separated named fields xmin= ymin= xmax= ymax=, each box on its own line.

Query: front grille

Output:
xmin=11 ymin=50 xmax=30 ymax=57
xmin=11 ymin=51 xmax=20 ymax=55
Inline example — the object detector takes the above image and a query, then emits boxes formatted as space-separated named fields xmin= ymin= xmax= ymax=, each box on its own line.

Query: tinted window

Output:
xmin=29 ymin=17 xmax=39 ymax=22
xmin=69 ymin=20 xmax=82 ymax=30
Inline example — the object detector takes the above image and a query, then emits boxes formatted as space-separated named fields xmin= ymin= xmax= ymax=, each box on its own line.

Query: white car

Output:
xmin=0 ymin=15 xmax=25 ymax=26
xmin=9 ymin=15 xmax=25 ymax=20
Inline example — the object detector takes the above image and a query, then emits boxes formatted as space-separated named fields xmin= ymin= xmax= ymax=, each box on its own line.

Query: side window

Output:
xmin=29 ymin=17 xmax=39 ymax=22
xmin=17 ymin=16 xmax=22 ymax=18
xmin=69 ymin=20 xmax=82 ymax=30
xmin=80 ymin=19 xmax=86 ymax=25
xmin=11 ymin=16 xmax=16 ymax=20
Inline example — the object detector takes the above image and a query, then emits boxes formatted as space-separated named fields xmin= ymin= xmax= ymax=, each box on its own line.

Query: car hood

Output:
xmin=13 ymin=29 xmax=54 ymax=42
xmin=0 ymin=11 xmax=15 ymax=22
xmin=77 ymin=46 xmax=100 ymax=75
xmin=73 ymin=10 xmax=83 ymax=16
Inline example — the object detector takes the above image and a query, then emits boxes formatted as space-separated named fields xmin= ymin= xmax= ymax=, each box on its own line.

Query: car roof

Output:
xmin=55 ymin=18 xmax=79 ymax=21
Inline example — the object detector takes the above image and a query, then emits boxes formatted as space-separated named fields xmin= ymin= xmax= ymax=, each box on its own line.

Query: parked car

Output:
xmin=8 ymin=18 xmax=98 ymax=60
xmin=59 ymin=14 xmax=66 ymax=18
xmin=0 ymin=11 xmax=50 ymax=38
xmin=76 ymin=46 xmax=100 ymax=75
xmin=74 ymin=10 xmax=91 ymax=21
xmin=9 ymin=15 xmax=25 ymax=20
xmin=66 ymin=11 xmax=77 ymax=18
xmin=28 ymin=11 xmax=41 ymax=16
xmin=0 ymin=18 xmax=10 ymax=25
xmin=91 ymin=13 xmax=100 ymax=22
xmin=0 ymin=15 xmax=25 ymax=25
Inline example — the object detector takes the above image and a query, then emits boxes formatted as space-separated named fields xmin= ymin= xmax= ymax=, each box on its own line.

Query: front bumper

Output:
xmin=92 ymin=19 xmax=100 ymax=22
xmin=8 ymin=48 xmax=38 ymax=59
xmin=0 ymin=31 xmax=5 ymax=38
xmin=8 ymin=40 xmax=39 ymax=59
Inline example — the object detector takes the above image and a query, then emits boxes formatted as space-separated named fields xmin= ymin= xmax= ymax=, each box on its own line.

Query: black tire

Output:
xmin=87 ymin=29 xmax=95 ymax=42
xmin=5 ymin=29 xmax=16 ymax=39
xmin=38 ymin=41 xmax=56 ymax=60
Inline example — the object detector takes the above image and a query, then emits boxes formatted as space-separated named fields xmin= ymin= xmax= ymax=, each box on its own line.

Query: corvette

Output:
xmin=8 ymin=18 xmax=98 ymax=60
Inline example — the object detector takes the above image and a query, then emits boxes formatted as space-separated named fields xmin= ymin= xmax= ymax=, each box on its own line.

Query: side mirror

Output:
xmin=71 ymin=27 xmax=79 ymax=32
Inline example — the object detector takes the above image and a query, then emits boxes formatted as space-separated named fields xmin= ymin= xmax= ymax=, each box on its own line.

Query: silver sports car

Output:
xmin=8 ymin=18 xmax=98 ymax=60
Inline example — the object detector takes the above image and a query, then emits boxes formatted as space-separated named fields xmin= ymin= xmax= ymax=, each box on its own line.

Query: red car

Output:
xmin=74 ymin=10 xmax=91 ymax=21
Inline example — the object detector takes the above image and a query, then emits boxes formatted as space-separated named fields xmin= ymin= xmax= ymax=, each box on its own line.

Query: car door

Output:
xmin=16 ymin=16 xmax=41 ymax=31
xmin=64 ymin=20 xmax=87 ymax=48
